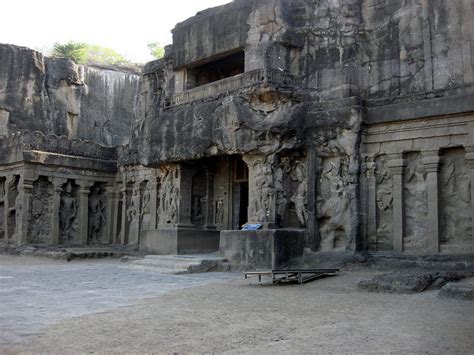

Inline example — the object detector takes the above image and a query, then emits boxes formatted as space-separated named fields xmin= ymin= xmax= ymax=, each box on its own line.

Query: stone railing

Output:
xmin=0 ymin=130 xmax=117 ymax=161
xmin=165 ymin=68 xmax=297 ymax=108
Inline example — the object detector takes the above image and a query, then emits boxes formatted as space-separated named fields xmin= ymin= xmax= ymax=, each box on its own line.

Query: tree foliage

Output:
xmin=148 ymin=42 xmax=165 ymax=59
xmin=51 ymin=42 xmax=88 ymax=64
xmin=51 ymin=41 xmax=130 ymax=65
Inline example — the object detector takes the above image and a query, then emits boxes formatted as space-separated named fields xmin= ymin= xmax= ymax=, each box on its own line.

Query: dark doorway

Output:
xmin=232 ymin=156 xmax=249 ymax=229
xmin=238 ymin=182 xmax=249 ymax=228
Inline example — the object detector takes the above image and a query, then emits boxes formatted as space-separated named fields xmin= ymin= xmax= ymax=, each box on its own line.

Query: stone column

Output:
xmin=111 ymin=182 xmax=122 ymax=244
xmin=243 ymin=154 xmax=276 ymax=228
xmin=422 ymin=151 xmax=441 ymax=254
xmin=77 ymin=180 xmax=93 ymax=246
xmin=3 ymin=175 xmax=14 ymax=240
xmin=120 ymin=182 xmax=132 ymax=245
xmin=176 ymin=166 xmax=195 ymax=228
xmin=388 ymin=156 xmax=406 ymax=252
xmin=203 ymin=169 xmax=216 ymax=230
xmin=306 ymin=146 xmax=319 ymax=250
xmin=104 ymin=185 xmax=116 ymax=245
xmin=365 ymin=157 xmax=377 ymax=249
xmin=50 ymin=178 xmax=67 ymax=245
xmin=147 ymin=175 xmax=158 ymax=230
xmin=16 ymin=173 xmax=35 ymax=246
xmin=465 ymin=147 xmax=474 ymax=250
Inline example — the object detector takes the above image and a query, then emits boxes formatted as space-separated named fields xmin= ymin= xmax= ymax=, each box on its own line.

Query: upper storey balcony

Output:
xmin=164 ymin=67 xmax=298 ymax=108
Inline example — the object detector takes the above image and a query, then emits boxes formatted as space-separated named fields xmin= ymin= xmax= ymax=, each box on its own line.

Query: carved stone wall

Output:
xmin=403 ymin=152 xmax=428 ymax=252
xmin=157 ymin=165 xmax=179 ymax=226
xmin=440 ymin=148 xmax=472 ymax=252
xmin=27 ymin=177 xmax=53 ymax=244
xmin=373 ymin=155 xmax=393 ymax=251
xmin=59 ymin=180 xmax=79 ymax=244
xmin=88 ymin=183 xmax=106 ymax=244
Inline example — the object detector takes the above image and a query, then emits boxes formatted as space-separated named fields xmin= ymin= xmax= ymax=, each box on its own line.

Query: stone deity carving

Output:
xmin=140 ymin=185 xmax=151 ymax=230
xmin=158 ymin=167 xmax=178 ymax=225
xmin=88 ymin=187 xmax=106 ymax=244
xmin=290 ymin=160 xmax=308 ymax=228
xmin=59 ymin=181 xmax=78 ymax=243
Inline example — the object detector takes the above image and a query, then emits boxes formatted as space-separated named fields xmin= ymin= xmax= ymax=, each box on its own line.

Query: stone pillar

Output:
xmin=50 ymin=178 xmax=67 ymax=245
xmin=388 ymin=156 xmax=406 ymax=252
xmin=77 ymin=181 xmax=93 ymax=246
xmin=3 ymin=175 xmax=14 ymax=241
xmin=111 ymin=182 xmax=122 ymax=244
xmin=365 ymin=158 xmax=377 ymax=249
xmin=306 ymin=146 xmax=319 ymax=250
xmin=104 ymin=185 xmax=116 ymax=245
xmin=465 ymin=147 xmax=474 ymax=249
xmin=148 ymin=175 xmax=159 ymax=230
xmin=176 ymin=166 xmax=195 ymax=228
xmin=422 ymin=151 xmax=441 ymax=254
xmin=203 ymin=169 xmax=216 ymax=230
xmin=243 ymin=154 xmax=276 ymax=228
xmin=16 ymin=173 xmax=35 ymax=246
xmin=120 ymin=182 xmax=132 ymax=245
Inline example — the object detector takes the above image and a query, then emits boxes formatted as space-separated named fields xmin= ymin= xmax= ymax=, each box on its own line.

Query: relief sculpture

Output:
xmin=404 ymin=152 xmax=427 ymax=251
xmin=157 ymin=166 xmax=178 ymax=225
xmin=88 ymin=185 xmax=106 ymax=244
xmin=317 ymin=156 xmax=350 ymax=250
xmin=374 ymin=155 xmax=393 ymax=250
xmin=27 ymin=177 xmax=53 ymax=244
xmin=59 ymin=181 xmax=78 ymax=243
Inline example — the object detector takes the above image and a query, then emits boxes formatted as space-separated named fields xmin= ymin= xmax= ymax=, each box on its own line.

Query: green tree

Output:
xmin=51 ymin=42 xmax=88 ymax=64
xmin=85 ymin=44 xmax=129 ymax=65
xmin=50 ymin=41 xmax=130 ymax=65
xmin=148 ymin=42 xmax=165 ymax=59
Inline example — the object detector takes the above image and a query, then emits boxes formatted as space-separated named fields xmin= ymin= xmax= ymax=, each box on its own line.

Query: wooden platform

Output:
xmin=244 ymin=269 xmax=339 ymax=284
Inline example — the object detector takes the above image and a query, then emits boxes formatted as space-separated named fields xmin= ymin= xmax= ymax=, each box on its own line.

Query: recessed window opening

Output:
xmin=186 ymin=50 xmax=245 ymax=90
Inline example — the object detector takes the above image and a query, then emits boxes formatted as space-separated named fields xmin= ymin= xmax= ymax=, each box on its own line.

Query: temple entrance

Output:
xmin=232 ymin=157 xmax=249 ymax=229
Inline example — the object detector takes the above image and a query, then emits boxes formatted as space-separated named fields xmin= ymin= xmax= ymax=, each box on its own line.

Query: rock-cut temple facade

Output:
xmin=0 ymin=0 xmax=474 ymax=266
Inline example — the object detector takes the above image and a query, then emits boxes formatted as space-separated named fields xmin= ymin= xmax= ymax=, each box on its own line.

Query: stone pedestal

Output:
xmin=140 ymin=226 xmax=220 ymax=255
xmin=219 ymin=229 xmax=305 ymax=270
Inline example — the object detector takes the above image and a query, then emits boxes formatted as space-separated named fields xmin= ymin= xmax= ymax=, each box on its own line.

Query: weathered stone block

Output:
xmin=219 ymin=229 xmax=305 ymax=270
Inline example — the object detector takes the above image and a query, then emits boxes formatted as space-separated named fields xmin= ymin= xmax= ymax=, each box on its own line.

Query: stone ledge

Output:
xmin=367 ymin=92 xmax=474 ymax=124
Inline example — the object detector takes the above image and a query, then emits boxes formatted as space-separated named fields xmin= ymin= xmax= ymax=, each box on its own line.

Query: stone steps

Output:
xmin=127 ymin=254 xmax=226 ymax=275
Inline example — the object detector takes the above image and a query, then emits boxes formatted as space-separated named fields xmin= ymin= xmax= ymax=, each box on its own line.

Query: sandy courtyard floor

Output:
xmin=1 ymin=255 xmax=473 ymax=354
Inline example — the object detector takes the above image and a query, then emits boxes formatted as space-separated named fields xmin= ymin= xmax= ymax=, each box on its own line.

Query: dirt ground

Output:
xmin=3 ymin=266 xmax=473 ymax=354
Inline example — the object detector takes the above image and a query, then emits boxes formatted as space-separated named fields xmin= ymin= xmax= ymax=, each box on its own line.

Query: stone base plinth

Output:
xmin=219 ymin=229 xmax=305 ymax=270
xmin=140 ymin=227 xmax=220 ymax=255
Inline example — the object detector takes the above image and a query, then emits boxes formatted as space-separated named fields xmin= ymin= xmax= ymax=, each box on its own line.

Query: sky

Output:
xmin=0 ymin=0 xmax=231 ymax=63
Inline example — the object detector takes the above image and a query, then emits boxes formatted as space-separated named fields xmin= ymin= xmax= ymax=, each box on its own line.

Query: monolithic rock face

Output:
xmin=0 ymin=44 xmax=140 ymax=146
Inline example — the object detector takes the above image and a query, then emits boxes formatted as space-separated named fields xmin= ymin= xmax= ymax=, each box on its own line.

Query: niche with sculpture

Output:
xmin=403 ymin=152 xmax=428 ymax=251
xmin=439 ymin=147 xmax=472 ymax=252
xmin=274 ymin=153 xmax=308 ymax=229
xmin=88 ymin=183 xmax=106 ymax=244
xmin=373 ymin=154 xmax=393 ymax=251
xmin=157 ymin=165 xmax=179 ymax=226
xmin=59 ymin=180 xmax=79 ymax=244
xmin=27 ymin=177 xmax=53 ymax=244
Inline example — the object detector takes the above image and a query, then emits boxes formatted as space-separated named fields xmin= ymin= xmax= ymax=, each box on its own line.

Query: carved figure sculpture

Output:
xmin=88 ymin=187 xmax=106 ymax=244
xmin=158 ymin=167 xmax=178 ymax=225
xmin=290 ymin=160 xmax=308 ymax=228
xmin=59 ymin=181 xmax=78 ymax=243
xmin=141 ymin=186 xmax=151 ymax=230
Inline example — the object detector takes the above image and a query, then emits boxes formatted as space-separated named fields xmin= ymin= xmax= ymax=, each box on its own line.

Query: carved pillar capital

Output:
xmin=387 ymin=158 xmax=406 ymax=176
xmin=77 ymin=180 xmax=94 ymax=194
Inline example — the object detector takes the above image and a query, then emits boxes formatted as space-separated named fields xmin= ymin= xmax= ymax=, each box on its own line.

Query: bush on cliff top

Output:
xmin=51 ymin=41 xmax=130 ymax=65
